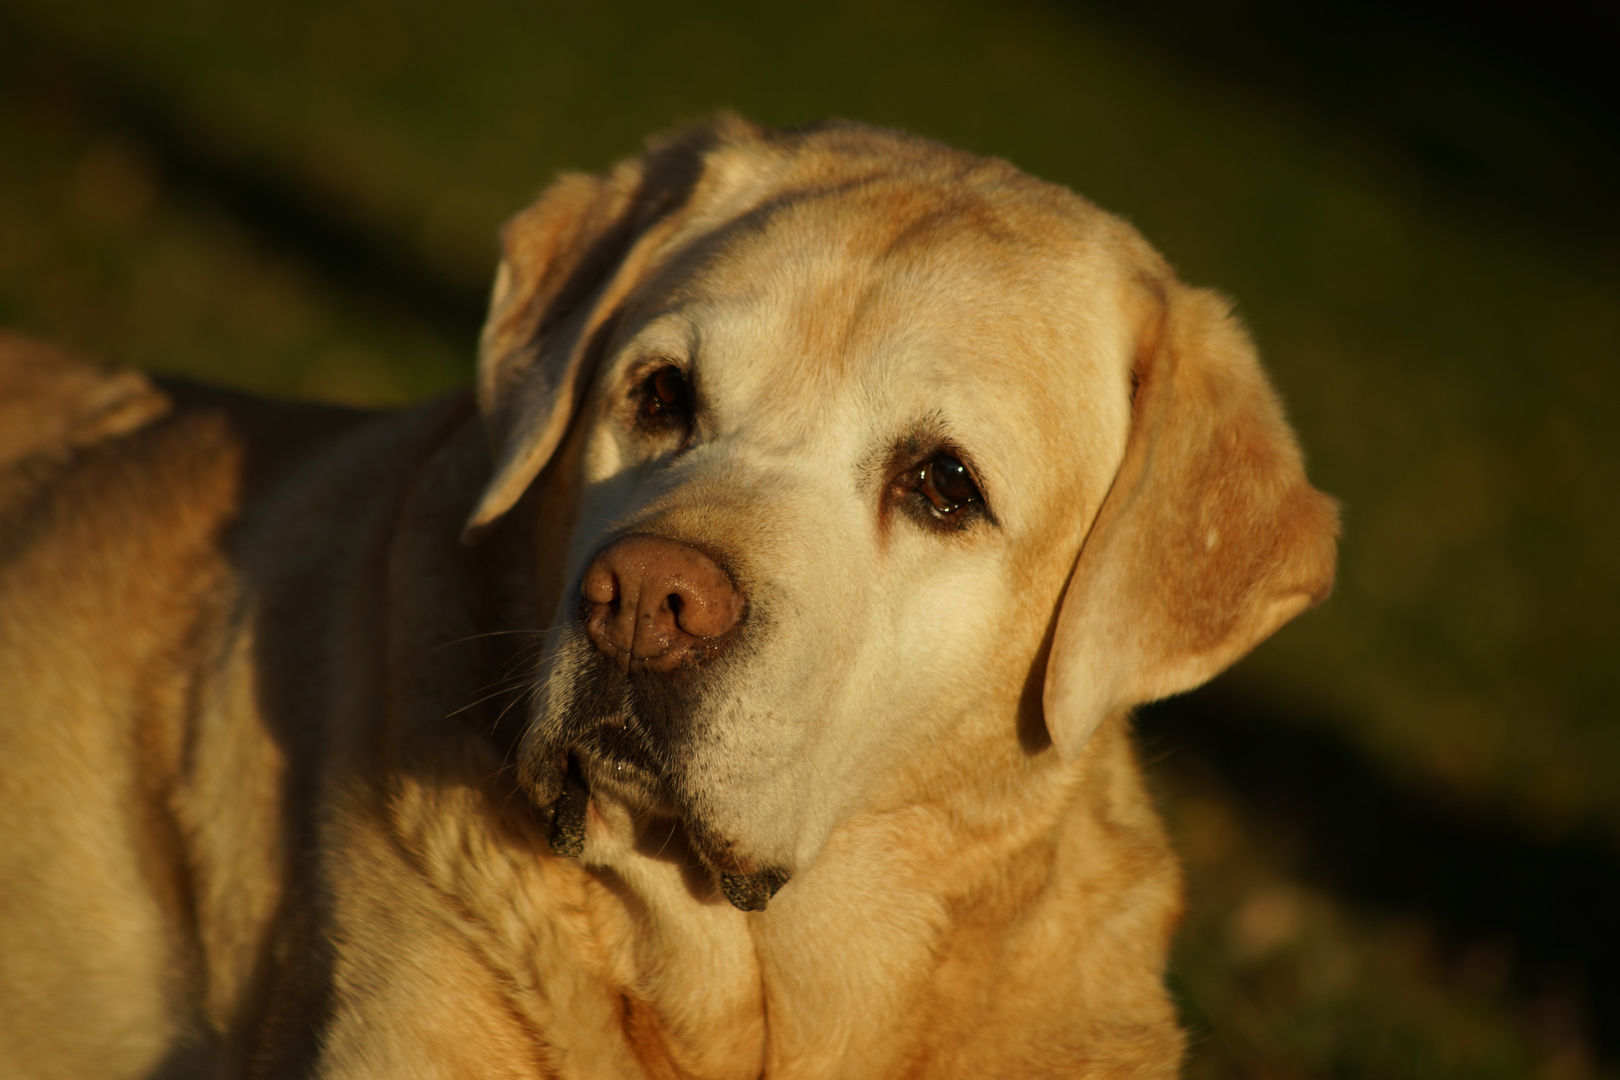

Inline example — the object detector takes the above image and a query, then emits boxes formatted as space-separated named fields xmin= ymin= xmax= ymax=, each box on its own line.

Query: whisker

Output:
xmin=445 ymin=679 xmax=531 ymax=719
xmin=431 ymin=628 xmax=548 ymax=653
xmin=488 ymin=679 xmax=537 ymax=734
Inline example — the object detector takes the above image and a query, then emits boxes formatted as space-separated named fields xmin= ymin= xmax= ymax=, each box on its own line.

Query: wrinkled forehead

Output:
xmin=624 ymin=174 xmax=1137 ymax=513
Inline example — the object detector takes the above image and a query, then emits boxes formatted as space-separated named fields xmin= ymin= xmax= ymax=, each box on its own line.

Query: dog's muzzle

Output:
xmin=539 ymin=541 xmax=788 ymax=910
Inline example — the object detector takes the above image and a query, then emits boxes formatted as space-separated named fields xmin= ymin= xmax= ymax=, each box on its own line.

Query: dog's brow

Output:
xmin=855 ymin=413 xmax=948 ymax=490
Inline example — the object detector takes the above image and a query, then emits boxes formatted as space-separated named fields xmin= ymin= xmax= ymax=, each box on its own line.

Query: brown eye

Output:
xmin=637 ymin=365 xmax=691 ymax=427
xmin=919 ymin=452 xmax=981 ymax=515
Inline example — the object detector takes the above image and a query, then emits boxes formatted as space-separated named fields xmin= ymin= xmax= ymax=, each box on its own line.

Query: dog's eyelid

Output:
xmin=627 ymin=358 xmax=700 ymax=439
xmin=625 ymin=355 xmax=692 ymax=393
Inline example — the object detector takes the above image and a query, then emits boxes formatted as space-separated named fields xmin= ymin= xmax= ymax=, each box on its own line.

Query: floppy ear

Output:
xmin=1042 ymin=282 xmax=1340 ymax=760
xmin=464 ymin=120 xmax=742 ymax=538
xmin=0 ymin=333 xmax=170 ymax=465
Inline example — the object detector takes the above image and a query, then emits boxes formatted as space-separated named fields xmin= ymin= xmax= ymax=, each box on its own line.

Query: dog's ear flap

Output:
xmin=464 ymin=121 xmax=740 ymax=539
xmin=464 ymin=171 xmax=639 ymax=538
xmin=1042 ymin=282 xmax=1340 ymax=760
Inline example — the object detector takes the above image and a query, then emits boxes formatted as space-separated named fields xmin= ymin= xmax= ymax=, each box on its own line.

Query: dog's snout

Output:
xmin=581 ymin=535 xmax=743 ymax=672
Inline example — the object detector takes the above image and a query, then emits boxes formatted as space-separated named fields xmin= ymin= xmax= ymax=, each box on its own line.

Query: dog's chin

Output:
xmin=519 ymin=638 xmax=793 ymax=909
xmin=575 ymin=740 xmax=678 ymax=816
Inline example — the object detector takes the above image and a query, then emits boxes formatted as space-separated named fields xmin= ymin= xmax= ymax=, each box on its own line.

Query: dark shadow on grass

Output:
xmin=0 ymin=4 xmax=489 ymax=346
xmin=1068 ymin=0 xmax=1620 ymax=251
xmin=1139 ymin=684 xmax=1620 ymax=1062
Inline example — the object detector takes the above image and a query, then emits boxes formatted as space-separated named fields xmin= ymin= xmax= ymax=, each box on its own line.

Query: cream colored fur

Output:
xmin=0 ymin=116 xmax=1336 ymax=1078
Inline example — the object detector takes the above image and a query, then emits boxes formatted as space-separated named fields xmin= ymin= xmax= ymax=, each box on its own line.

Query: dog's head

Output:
xmin=465 ymin=116 xmax=1337 ymax=905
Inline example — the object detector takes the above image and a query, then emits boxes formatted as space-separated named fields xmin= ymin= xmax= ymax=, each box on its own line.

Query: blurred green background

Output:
xmin=1 ymin=0 xmax=1615 ymax=1075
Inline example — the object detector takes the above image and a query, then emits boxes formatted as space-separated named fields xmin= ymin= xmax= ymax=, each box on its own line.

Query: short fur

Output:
xmin=0 ymin=117 xmax=1337 ymax=1079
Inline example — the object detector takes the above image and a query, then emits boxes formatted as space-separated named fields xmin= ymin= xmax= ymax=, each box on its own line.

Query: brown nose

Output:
xmin=580 ymin=534 xmax=744 ymax=673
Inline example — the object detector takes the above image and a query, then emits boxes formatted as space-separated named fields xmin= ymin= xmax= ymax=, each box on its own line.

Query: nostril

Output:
xmin=671 ymin=583 xmax=743 ymax=640
xmin=581 ymin=562 xmax=619 ymax=606
xmin=667 ymin=593 xmax=684 ymax=619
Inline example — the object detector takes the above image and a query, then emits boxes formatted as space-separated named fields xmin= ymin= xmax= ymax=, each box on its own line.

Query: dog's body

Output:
xmin=0 ymin=118 xmax=1337 ymax=1079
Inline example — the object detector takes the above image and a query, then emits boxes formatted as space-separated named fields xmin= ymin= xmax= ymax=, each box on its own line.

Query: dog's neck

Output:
xmin=541 ymin=718 xmax=1177 ymax=1080
xmin=385 ymin=643 xmax=1180 ymax=1078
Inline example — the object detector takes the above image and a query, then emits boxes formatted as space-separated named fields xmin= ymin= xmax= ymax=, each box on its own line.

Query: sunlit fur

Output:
xmin=0 ymin=117 xmax=1335 ymax=1078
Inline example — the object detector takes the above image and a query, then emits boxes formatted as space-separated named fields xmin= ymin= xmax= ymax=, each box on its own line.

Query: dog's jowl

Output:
xmin=0 ymin=117 xmax=1338 ymax=1079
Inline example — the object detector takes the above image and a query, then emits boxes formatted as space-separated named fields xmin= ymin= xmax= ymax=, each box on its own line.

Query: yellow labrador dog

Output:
xmin=0 ymin=116 xmax=1337 ymax=1078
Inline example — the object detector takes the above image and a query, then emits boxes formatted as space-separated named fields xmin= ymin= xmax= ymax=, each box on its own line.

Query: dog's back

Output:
xmin=0 ymin=339 xmax=405 ymax=1077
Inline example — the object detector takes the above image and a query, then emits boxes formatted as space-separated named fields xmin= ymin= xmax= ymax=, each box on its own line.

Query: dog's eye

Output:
xmin=918 ymin=453 xmax=982 ymax=517
xmin=635 ymin=365 xmax=692 ymax=431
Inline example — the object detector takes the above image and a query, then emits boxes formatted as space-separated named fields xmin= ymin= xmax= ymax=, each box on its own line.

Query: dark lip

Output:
xmin=547 ymin=746 xmax=791 ymax=912
xmin=572 ymin=737 xmax=677 ymax=813
xmin=540 ymin=741 xmax=676 ymax=857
